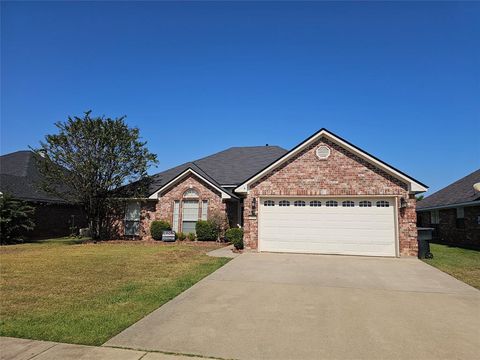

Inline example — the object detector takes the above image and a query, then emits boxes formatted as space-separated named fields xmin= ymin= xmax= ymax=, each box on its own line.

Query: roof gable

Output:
xmin=417 ymin=169 xmax=480 ymax=210
xmin=235 ymin=128 xmax=428 ymax=194
xmin=139 ymin=146 xmax=287 ymax=197
xmin=147 ymin=167 xmax=234 ymax=200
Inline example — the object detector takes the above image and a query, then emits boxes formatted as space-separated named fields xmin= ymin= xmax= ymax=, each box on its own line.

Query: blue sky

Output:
xmin=1 ymin=1 xmax=479 ymax=194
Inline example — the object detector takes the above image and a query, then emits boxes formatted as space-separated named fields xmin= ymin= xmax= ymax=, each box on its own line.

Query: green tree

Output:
xmin=34 ymin=111 xmax=158 ymax=239
xmin=0 ymin=193 xmax=35 ymax=244
xmin=416 ymin=195 xmax=424 ymax=201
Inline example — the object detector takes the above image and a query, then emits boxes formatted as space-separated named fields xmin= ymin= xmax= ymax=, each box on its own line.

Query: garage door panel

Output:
xmin=259 ymin=197 xmax=396 ymax=257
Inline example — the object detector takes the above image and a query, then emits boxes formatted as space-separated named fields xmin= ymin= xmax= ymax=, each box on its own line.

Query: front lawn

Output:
xmin=0 ymin=239 xmax=230 ymax=345
xmin=423 ymin=243 xmax=480 ymax=290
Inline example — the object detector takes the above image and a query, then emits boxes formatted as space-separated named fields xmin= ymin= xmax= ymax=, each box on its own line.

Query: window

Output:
xmin=456 ymin=207 xmax=465 ymax=229
xmin=182 ymin=200 xmax=199 ymax=234
xmin=183 ymin=188 xmax=199 ymax=198
xmin=294 ymin=200 xmax=306 ymax=207
xmin=309 ymin=200 xmax=321 ymax=207
xmin=359 ymin=200 xmax=372 ymax=207
xmin=342 ymin=200 xmax=355 ymax=207
xmin=326 ymin=200 xmax=338 ymax=207
xmin=431 ymin=210 xmax=439 ymax=224
xmin=201 ymin=200 xmax=208 ymax=220
xmin=456 ymin=207 xmax=464 ymax=219
xmin=125 ymin=201 xmax=140 ymax=236
xmin=172 ymin=200 xmax=180 ymax=232
xmin=279 ymin=200 xmax=290 ymax=207
xmin=376 ymin=201 xmax=390 ymax=207
xmin=264 ymin=200 xmax=275 ymax=207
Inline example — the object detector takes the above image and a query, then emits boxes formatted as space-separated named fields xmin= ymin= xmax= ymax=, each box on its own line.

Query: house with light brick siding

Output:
xmin=417 ymin=169 xmax=480 ymax=249
xmin=122 ymin=129 xmax=428 ymax=257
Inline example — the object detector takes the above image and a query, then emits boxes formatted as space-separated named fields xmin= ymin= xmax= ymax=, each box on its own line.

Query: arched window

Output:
xmin=264 ymin=200 xmax=275 ymax=207
xmin=326 ymin=200 xmax=338 ymax=207
xmin=359 ymin=201 xmax=372 ymax=207
xmin=376 ymin=200 xmax=390 ymax=207
xmin=294 ymin=200 xmax=306 ymax=207
xmin=183 ymin=188 xmax=199 ymax=198
xmin=279 ymin=200 xmax=290 ymax=207
xmin=342 ymin=200 xmax=355 ymax=207
xmin=309 ymin=200 xmax=321 ymax=207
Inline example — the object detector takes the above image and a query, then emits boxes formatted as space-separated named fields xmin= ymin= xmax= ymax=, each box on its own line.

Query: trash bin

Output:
xmin=417 ymin=227 xmax=434 ymax=259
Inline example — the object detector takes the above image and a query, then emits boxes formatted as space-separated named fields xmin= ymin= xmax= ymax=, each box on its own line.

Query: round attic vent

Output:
xmin=316 ymin=145 xmax=331 ymax=160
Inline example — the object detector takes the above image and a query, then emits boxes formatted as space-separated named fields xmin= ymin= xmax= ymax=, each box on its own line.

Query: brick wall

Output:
xmin=25 ymin=202 xmax=87 ymax=239
xmin=417 ymin=206 xmax=480 ymax=248
xmin=140 ymin=174 xmax=226 ymax=240
xmin=242 ymin=137 xmax=418 ymax=256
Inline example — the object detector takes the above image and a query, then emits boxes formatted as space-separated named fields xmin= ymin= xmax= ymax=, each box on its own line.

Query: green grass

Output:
xmin=0 ymin=238 xmax=230 ymax=345
xmin=423 ymin=243 xmax=480 ymax=290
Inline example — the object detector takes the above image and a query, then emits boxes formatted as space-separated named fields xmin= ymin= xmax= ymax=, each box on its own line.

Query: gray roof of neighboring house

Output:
xmin=143 ymin=145 xmax=288 ymax=196
xmin=417 ymin=169 xmax=480 ymax=210
xmin=0 ymin=150 xmax=68 ymax=203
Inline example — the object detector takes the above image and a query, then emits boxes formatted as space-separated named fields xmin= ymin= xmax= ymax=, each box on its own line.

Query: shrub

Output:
xmin=177 ymin=231 xmax=186 ymax=241
xmin=226 ymin=228 xmax=244 ymax=250
xmin=0 ymin=194 xmax=35 ymax=244
xmin=195 ymin=220 xmax=219 ymax=241
xmin=187 ymin=232 xmax=196 ymax=241
xmin=150 ymin=220 xmax=171 ymax=240
xmin=209 ymin=210 xmax=229 ymax=238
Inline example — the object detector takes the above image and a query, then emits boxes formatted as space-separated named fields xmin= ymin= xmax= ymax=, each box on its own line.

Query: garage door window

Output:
xmin=342 ymin=200 xmax=355 ymax=207
xmin=326 ymin=200 xmax=338 ymax=207
xmin=309 ymin=200 xmax=321 ymax=207
xmin=294 ymin=200 xmax=306 ymax=207
xmin=359 ymin=201 xmax=372 ymax=207
xmin=376 ymin=201 xmax=390 ymax=207
xmin=264 ymin=200 xmax=275 ymax=206
xmin=279 ymin=200 xmax=290 ymax=207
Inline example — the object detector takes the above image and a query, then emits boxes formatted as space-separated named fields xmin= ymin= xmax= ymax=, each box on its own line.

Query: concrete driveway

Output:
xmin=105 ymin=253 xmax=480 ymax=360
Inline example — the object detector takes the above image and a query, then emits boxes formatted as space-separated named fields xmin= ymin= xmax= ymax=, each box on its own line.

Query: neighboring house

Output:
xmin=417 ymin=169 xmax=480 ymax=249
xmin=122 ymin=128 xmax=427 ymax=257
xmin=0 ymin=150 xmax=87 ymax=238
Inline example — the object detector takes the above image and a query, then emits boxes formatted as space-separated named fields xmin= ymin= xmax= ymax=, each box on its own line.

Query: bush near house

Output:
xmin=150 ymin=220 xmax=171 ymax=240
xmin=0 ymin=194 xmax=35 ymax=244
xmin=196 ymin=220 xmax=219 ymax=241
xmin=226 ymin=228 xmax=244 ymax=250
xmin=187 ymin=232 xmax=196 ymax=241
xmin=177 ymin=232 xmax=186 ymax=241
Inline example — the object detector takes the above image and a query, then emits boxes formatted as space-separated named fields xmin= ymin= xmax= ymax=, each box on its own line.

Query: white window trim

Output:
xmin=431 ymin=209 xmax=440 ymax=224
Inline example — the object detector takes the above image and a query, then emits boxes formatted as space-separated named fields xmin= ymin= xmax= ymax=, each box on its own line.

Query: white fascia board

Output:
xmin=234 ymin=129 xmax=428 ymax=194
xmin=416 ymin=200 xmax=480 ymax=212
xmin=148 ymin=168 xmax=232 ymax=200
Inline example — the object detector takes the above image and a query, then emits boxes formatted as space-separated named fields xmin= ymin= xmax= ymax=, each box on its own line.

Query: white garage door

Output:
xmin=259 ymin=198 xmax=396 ymax=257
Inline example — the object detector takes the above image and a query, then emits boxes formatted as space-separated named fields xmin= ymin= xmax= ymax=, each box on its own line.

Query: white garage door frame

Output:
xmin=258 ymin=196 xmax=400 ymax=257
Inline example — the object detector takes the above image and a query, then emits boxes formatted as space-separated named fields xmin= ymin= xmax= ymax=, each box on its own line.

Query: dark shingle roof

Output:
xmin=0 ymin=151 xmax=68 ymax=203
xmin=417 ymin=169 xmax=480 ymax=210
xmin=144 ymin=146 xmax=287 ymax=196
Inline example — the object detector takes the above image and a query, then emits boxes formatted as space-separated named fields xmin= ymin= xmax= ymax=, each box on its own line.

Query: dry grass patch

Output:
xmin=0 ymin=239 xmax=229 ymax=345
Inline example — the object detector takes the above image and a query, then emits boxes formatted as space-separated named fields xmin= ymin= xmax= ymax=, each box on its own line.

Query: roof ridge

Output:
xmin=422 ymin=168 xmax=480 ymax=200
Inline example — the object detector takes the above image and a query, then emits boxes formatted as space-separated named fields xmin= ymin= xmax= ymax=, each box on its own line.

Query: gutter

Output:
xmin=416 ymin=200 xmax=480 ymax=212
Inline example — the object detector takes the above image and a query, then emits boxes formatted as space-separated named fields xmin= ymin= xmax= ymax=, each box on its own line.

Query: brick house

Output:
xmin=0 ymin=151 xmax=87 ymax=238
xmin=417 ymin=169 xmax=480 ymax=249
xmin=122 ymin=129 xmax=427 ymax=257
